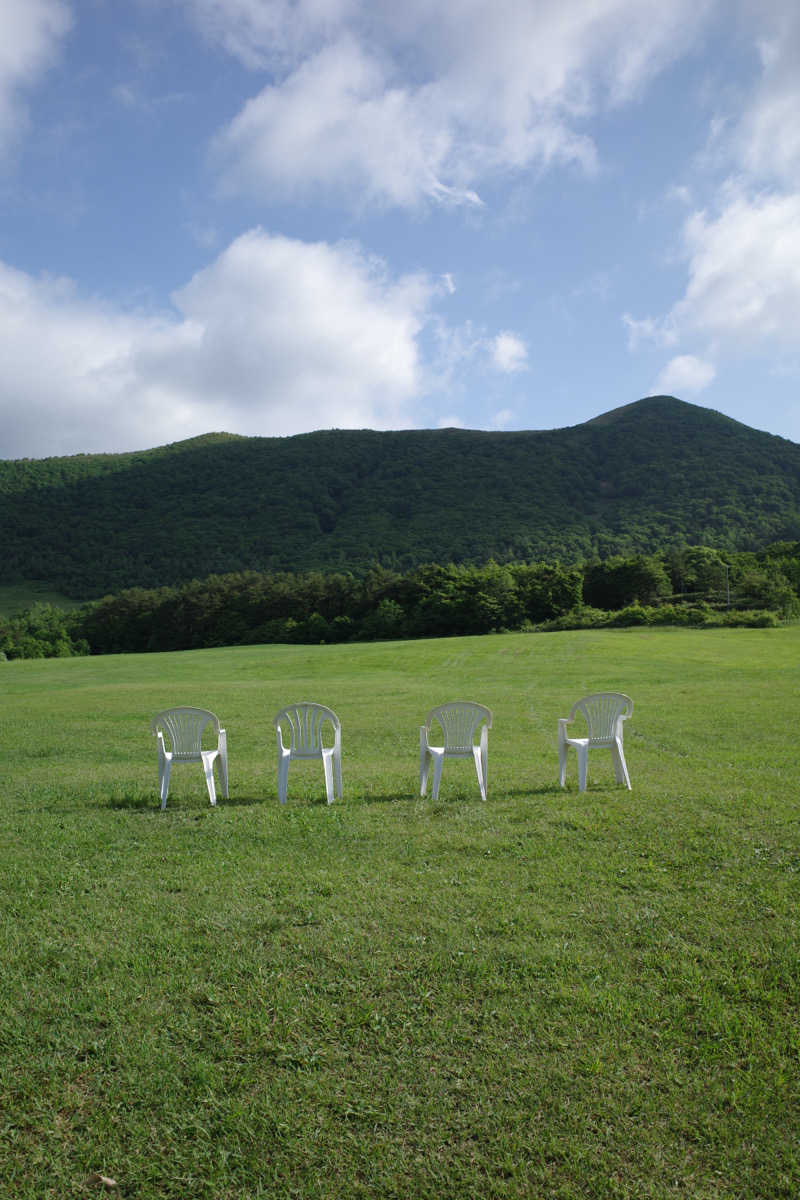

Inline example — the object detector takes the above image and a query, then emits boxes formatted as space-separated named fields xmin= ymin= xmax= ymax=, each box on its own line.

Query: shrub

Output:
xmin=607 ymin=603 xmax=651 ymax=627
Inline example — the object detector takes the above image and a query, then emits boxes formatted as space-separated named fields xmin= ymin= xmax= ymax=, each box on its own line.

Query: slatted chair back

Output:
xmin=274 ymin=702 xmax=340 ymax=758
xmin=424 ymin=702 xmax=492 ymax=751
xmin=569 ymin=693 xmax=633 ymax=745
xmin=151 ymin=707 xmax=220 ymax=759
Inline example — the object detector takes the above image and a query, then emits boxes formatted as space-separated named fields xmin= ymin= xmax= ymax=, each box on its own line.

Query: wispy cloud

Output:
xmin=0 ymin=0 xmax=71 ymax=158
xmin=205 ymin=0 xmax=714 ymax=209
xmin=626 ymin=2 xmax=800 ymax=381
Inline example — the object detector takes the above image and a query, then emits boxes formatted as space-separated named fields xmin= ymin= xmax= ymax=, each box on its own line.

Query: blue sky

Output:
xmin=2 ymin=0 xmax=800 ymax=458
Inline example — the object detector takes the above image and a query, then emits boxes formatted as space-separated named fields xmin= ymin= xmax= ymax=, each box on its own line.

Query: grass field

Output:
xmin=1 ymin=628 xmax=798 ymax=1199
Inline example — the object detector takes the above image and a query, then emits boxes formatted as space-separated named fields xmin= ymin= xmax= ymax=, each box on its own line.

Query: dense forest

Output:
xmin=2 ymin=542 xmax=797 ymax=659
xmin=3 ymin=396 xmax=800 ymax=599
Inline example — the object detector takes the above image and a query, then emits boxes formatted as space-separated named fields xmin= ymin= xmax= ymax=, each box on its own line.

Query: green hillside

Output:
xmin=2 ymin=396 xmax=800 ymax=598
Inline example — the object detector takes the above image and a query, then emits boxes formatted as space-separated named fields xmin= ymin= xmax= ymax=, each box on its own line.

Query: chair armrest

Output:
xmin=420 ymin=725 xmax=429 ymax=752
xmin=557 ymin=718 xmax=569 ymax=741
xmin=218 ymin=728 xmax=227 ymax=753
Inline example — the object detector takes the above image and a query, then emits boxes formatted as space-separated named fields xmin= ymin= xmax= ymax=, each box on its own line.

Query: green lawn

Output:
xmin=1 ymin=628 xmax=798 ymax=1199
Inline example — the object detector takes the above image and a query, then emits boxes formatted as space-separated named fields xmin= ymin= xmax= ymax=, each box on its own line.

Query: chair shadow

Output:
xmin=107 ymin=784 xmax=600 ymax=811
xmin=503 ymin=784 xmax=568 ymax=797
xmin=356 ymin=792 xmax=418 ymax=805
xmin=108 ymin=792 xmax=266 ymax=811
xmin=213 ymin=794 xmax=267 ymax=808
xmin=354 ymin=788 xmax=568 ymax=805
xmin=107 ymin=794 xmax=153 ymax=811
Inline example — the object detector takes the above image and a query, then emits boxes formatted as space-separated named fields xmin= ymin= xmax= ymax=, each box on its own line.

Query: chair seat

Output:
xmin=561 ymin=735 xmax=617 ymax=750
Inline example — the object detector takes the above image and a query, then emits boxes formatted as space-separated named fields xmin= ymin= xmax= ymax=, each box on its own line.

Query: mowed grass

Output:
xmin=1 ymin=628 xmax=798 ymax=1199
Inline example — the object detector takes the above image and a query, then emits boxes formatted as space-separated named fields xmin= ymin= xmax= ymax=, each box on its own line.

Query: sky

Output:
xmin=1 ymin=0 xmax=800 ymax=459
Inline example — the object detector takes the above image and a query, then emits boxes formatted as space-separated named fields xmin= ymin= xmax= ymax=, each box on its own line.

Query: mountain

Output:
xmin=2 ymin=396 xmax=800 ymax=599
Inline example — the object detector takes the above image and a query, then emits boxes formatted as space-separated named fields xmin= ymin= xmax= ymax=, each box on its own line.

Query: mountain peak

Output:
xmin=585 ymin=395 xmax=724 ymax=428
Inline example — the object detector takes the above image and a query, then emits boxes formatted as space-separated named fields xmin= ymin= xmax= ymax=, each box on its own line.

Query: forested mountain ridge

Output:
xmin=2 ymin=395 xmax=800 ymax=599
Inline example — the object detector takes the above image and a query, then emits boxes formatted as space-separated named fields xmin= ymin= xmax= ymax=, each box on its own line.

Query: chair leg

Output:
xmin=472 ymin=746 xmax=487 ymax=801
xmin=202 ymin=754 xmax=217 ymax=806
xmin=322 ymin=752 xmax=335 ymax=805
xmin=420 ymin=749 xmax=431 ymax=796
xmin=159 ymin=760 xmax=171 ymax=810
xmin=218 ymin=749 xmax=229 ymax=798
xmin=431 ymin=755 xmax=444 ymax=801
xmin=277 ymin=756 xmax=290 ymax=804
xmin=576 ymin=746 xmax=588 ymax=793
xmin=558 ymin=741 xmax=567 ymax=788
xmin=612 ymin=740 xmax=631 ymax=789
xmin=334 ymin=750 xmax=342 ymax=800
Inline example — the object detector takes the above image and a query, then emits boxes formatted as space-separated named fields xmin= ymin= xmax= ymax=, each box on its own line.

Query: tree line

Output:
xmin=3 ymin=543 xmax=798 ymax=660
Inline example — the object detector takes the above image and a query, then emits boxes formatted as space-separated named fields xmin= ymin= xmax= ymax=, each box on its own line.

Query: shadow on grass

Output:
xmin=347 ymin=788 xmax=569 ymax=805
xmin=108 ymin=792 xmax=266 ymax=811
xmin=106 ymin=794 xmax=155 ymax=811
xmin=106 ymin=785 xmax=608 ymax=810
xmin=503 ymin=784 xmax=571 ymax=797
xmin=356 ymin=791 xmax=418 ymax=805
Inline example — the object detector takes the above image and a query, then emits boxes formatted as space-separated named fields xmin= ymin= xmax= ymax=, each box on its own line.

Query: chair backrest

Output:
xmin=274 ymin=703 xmax=340 ymax=756
xmin=152 ymin=707 xmax=220 ymax=758
xmin=423 ymin=702 xmax=492 ymax=751
xmin=569 ymin=693 xmax=632 ymax=744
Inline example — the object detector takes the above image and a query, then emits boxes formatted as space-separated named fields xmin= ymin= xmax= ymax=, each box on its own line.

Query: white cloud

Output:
xmin=0 ymin=0 xmax=71 ymax=156
xmin=672 ymin=187 xmax=800 ymax=347
xmin=207 ymin=0 xmax=714 ymax=208
xmin=490 ymin=331 xmax=528 ymax=373
xmin=625 ymin=183 xmax=800 ymax=373
xmin=653 ymin=354 xmax=716 ymax=395
xmin=624 ymin=5 xmax=800 ymax=382
xmin=0 ymin=230 xmax=439 ymax=457
xmin=158 ymin=229 xmax=432 ymax=429
xmin=622 ymin=313 xmax=678 ymax=350
xmin=0 ymin=261 xmax=167 ymax=457
xmin=427 ymin=320 xmax=530 ymax=392
xmin=182 ymin=0 xmax=356 ymax=70
xmin=215 ymin=35 xmax=485 ymax=208
xmin=492 ymin=407 xmax=514 ymax=429
xmin=731 ymin=2 xmax=800 ymax=190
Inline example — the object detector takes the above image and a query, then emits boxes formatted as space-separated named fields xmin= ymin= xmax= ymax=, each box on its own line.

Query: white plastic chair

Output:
xmin=274 ymin=702 xmax=342 ymax=805
xmin=558 ymin=692 xmax=633 ymax=792
xmin=419 ymin=702 xmax=492 ymax=801
xmin=151 ymin=707 xmax=228 ymax=809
